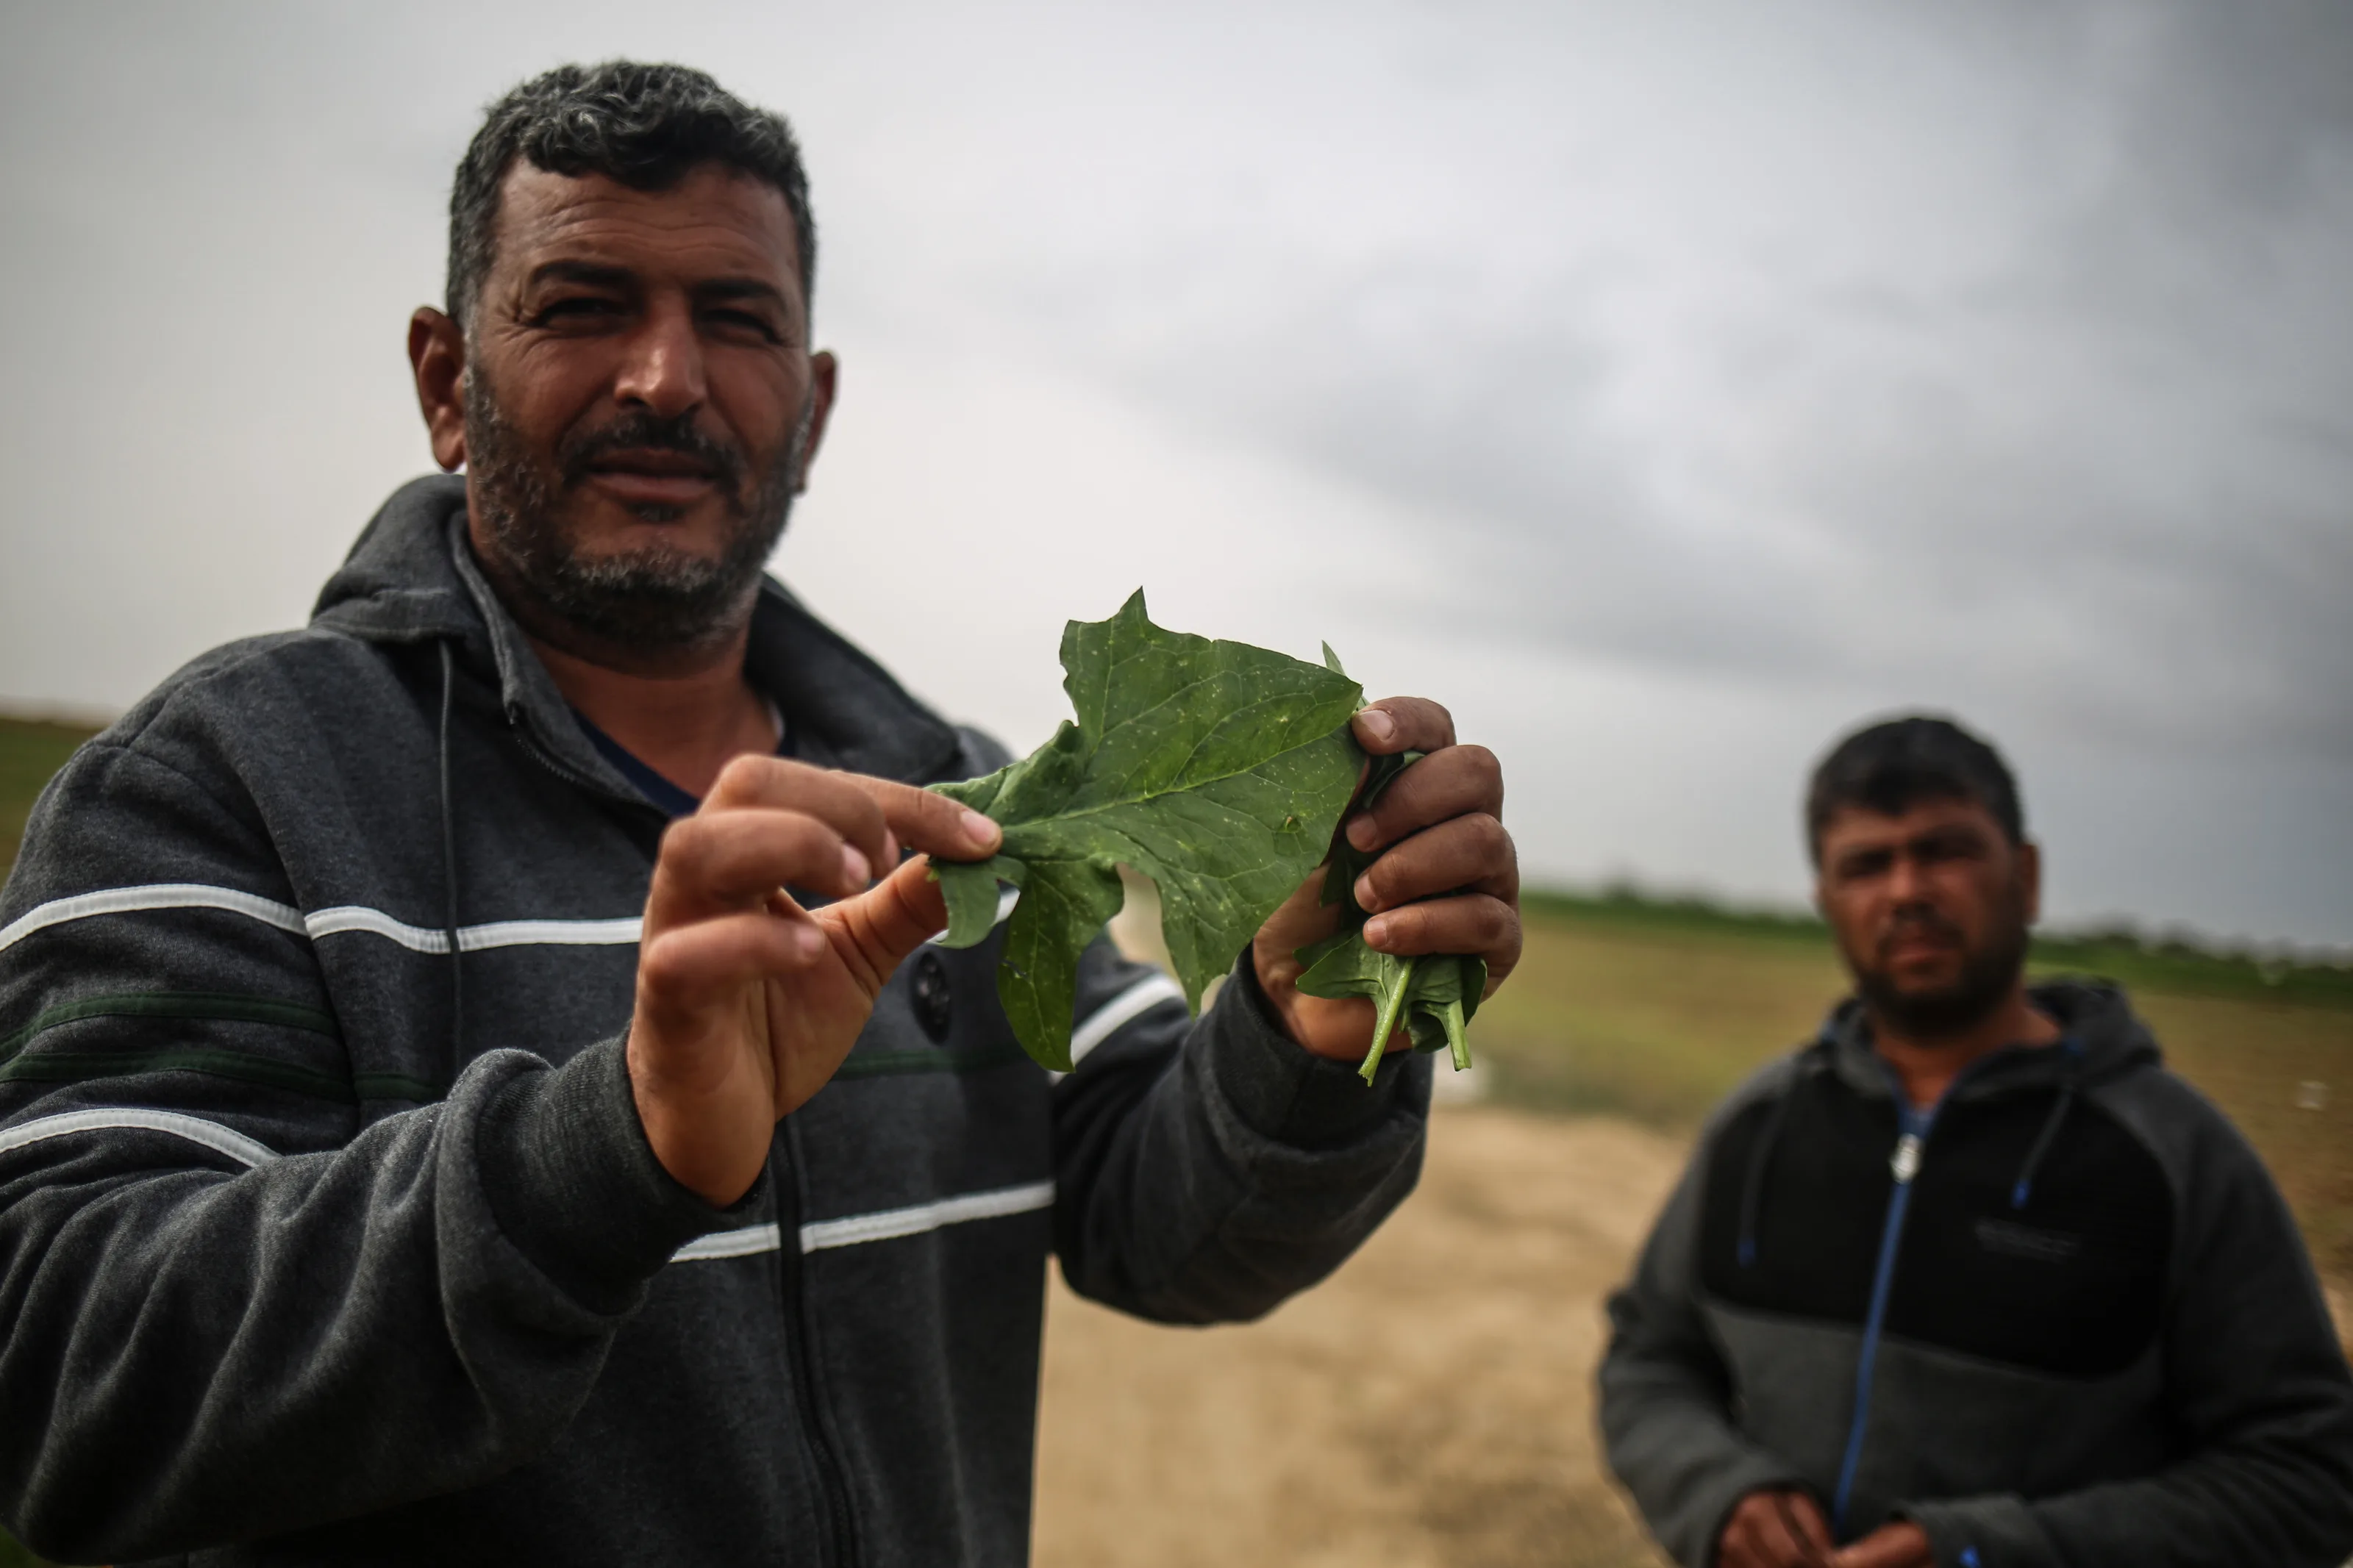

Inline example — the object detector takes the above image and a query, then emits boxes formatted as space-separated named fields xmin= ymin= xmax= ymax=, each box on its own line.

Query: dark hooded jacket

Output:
xmin=0 ymin=476 xmax=1432 ymax=1567
xmin=1598 ymin=979 xmax=2353 ymax=1568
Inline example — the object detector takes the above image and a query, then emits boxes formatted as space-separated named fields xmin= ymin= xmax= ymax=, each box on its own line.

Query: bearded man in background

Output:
xmin=1599 ymin=715 xmax=2353 ymax=1568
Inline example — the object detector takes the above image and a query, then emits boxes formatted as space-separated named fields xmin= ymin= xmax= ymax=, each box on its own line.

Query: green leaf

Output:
xmin=931 ymin=856 xmax=1025 ymax=948
xmin=1290 ymin=751 xmax=1487 ymax=1083
xmin=932 ymin=590 xmax=1365 ymax=1070
xmin=1295 ymin=932 xmax=1486 ymax=1083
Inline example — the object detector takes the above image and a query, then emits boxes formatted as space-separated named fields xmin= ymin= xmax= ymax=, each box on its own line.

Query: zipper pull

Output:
xmin=1890 ymin=1131 xmax=1923 ymax=1185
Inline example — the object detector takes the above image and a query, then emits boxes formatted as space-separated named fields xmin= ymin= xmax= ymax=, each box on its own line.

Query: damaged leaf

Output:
xmin=930 ymin=591 xmax=1364 ymax=1070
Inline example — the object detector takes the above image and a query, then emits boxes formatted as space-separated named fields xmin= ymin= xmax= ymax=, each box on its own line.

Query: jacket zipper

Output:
xmin=523 ymin=709 xmax=857 ymax=1556
xmin=1829 ymin=1083 xmax=1932 ymax=1536
xmin=776 ymin=1129 xmax=860 ymax=1567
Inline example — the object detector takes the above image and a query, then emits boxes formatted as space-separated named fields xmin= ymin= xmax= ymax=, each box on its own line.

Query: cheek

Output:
xmin=1820 ymin=891 xmax=1885 ymax=958
xmin=709 ymin=359 xmax=809 ymax=454
xmin=496 ymin=342 xmax=618 ymax=432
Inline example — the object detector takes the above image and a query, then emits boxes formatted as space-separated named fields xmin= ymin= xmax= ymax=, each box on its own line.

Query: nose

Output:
xmin=1886 ymin=851 xmax=1929 ymax=906
xmin=611 ymin=296 xmax=707 ymax=419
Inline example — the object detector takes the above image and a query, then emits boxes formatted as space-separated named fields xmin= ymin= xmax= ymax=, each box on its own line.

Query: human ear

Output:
xmin=2016 ymin=840 xmax=2042 ymax=926
xmin=793 ymin=351 xmax=840 ymax=494
xmin=408 ymin=307 xmax=468 ymax=472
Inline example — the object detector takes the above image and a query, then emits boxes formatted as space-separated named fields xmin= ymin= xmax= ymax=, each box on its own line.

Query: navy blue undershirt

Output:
xmin=574 ymin=704 xmax=790 ymax=821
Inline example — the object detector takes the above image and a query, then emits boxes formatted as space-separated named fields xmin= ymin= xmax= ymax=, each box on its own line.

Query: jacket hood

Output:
xmin=309 ymin=474 xmax=965 ymax=788
xmin=1815 ymin=976 xmax=2163 ymax=1105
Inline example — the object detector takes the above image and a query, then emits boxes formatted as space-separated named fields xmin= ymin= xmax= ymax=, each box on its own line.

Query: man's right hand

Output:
xmin=626 ymin=756 xmax=1003 ymax=1206
xmin=1718 ymin=1489 xmax=1835 ymax=1568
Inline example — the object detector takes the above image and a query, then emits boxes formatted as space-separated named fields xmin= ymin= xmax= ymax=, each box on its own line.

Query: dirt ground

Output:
xmin=1034 ymin=1096 xmax=2353 ymax=1568
xmin=1033 ymin=1103 xmax=1682 ymax=1568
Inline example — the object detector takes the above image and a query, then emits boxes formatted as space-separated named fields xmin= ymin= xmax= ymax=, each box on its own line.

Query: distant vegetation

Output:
xmin=0 ymin=715 xmax=101 ymax=882
xmin=1523 ymin=885 xmax=2353 ymax=1011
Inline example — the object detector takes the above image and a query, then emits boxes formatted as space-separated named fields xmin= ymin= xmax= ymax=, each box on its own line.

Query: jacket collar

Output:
xmin=1813 ymin=976 xmax=2161 ymax=1104
xmin=312 ymin=474 xmax=965 ymax=794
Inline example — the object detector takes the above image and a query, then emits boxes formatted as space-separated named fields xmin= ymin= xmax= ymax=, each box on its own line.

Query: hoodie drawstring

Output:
xmin=2010 ymin=1037 xmax=2083 ymax=1211
xmin=438 ymin=640 xmax=464 ymax=1073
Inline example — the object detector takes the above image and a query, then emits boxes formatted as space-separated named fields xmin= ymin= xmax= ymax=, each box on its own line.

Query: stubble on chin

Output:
xmin=460 ymin=371 xmax=806 ymax=655
xmin=1852 ymin=903 xmax=2032 ymax=1039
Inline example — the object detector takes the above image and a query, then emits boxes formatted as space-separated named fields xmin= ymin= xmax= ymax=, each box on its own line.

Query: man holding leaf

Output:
xmin=0 ymin=62 xmax=1520 ymax=1567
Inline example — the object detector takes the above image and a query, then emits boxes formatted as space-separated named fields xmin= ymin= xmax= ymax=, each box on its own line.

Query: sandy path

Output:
xmin=1033 ymin=1105 xmax=1683 ymax=1568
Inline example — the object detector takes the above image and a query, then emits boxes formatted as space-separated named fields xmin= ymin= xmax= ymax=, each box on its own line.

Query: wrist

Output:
xmin=624 ymin=1024 xmax=770 ymax=1207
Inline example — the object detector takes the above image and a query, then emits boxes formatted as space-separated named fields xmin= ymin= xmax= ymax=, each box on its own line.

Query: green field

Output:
xmin=0 ymin=717 xmax=97 ymax=884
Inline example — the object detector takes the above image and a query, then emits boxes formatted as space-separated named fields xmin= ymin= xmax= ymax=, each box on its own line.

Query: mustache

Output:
xmin=557 ymin=410 xmax=747 ymax=499
xmin=1877 ymin=903 xmax=1964 ymax=959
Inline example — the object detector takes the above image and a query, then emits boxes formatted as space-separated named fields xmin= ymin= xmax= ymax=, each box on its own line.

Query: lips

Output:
xmin=585 ymin=448 xmax=724 ymax=507
xmin=1881 ymin=920 xmax=1963 ymax=966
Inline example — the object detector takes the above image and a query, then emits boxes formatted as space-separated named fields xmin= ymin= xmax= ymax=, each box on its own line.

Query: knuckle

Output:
xmin=1475 ymin=898 xmax=1513 ymax=945
xmin=638 ymin=935 xmax=690 ymax=993
xmin=1465 ymin=812 xmax=1508 ymax=856
xmin=659 ymin=816 xmax=711 ymax=862
xmin=712 ymin=752 xmax=768 ymax=798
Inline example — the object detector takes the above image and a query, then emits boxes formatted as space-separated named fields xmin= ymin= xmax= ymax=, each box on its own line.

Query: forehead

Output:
xmin=1818 ymin=795 xmax=2003 ymax=856
xmin=490 ymin=162 xmax=803 ymax=298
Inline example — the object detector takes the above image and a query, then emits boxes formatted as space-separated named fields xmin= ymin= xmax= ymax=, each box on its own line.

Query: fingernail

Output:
xmin=1345 ymin=813 xmax=1379 ymax=851
xmin=1353 ymin=874 xmax=1380 ymax=912
xmin=1356 ymin=708 xmax=1396 ymax=743
xmin=1364 ymin=915 xmax=1393 ymax=948
xmin=840 ymin=845 xmax=872 ymax=887
xmin=960 ymin=808 xmax=1000 ymax=847
xmin=790 ymin=923 xmax=826 ymax=960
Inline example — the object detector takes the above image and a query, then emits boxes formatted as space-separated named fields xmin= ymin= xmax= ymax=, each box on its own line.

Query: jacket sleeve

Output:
xmin=1048 ymin=936 xmax=1430 ymax=1323
xmin=0 ymin=734 xmax=732 ymax=1562
xmin=1597 ymin=1136 xmax=1810 ymax=1568
xmin=1901 ymin=1100 xmax=2353 ymax=1568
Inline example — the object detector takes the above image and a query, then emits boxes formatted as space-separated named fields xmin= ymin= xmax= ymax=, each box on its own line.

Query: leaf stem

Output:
xmin=1439 ymin=996 xmax=1471 ymax=1073
xmin=1358 ymin=955 xmax=1419 ymax=1085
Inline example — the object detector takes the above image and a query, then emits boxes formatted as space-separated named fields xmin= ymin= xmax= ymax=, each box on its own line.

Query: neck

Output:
xmin=463 ymin=523 xmax=779 ymax=801
xmin=1870 ymin=981 xmax=2061 ymax=1113
xmin=525 ymin=624 xmax=776 ymax=801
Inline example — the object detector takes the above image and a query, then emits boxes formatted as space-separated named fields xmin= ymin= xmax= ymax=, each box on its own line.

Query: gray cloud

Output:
xmin=888 ymin=0 xmax=2353 ymax=762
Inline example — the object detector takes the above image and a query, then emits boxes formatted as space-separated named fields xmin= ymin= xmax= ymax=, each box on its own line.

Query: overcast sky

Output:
xmin=3 ymin=0 xmax=2349 ymax=946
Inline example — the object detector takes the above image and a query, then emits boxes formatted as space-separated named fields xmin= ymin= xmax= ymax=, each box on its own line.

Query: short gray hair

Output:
xmin=446 ymin=61 xmax=817 ymax=330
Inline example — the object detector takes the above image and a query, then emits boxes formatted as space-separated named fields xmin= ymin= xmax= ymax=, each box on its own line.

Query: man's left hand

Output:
xmin=1252 ymin=697 xmax=1519 ymax=1063
xmin=1830 ymin=1522 xmax=1932 ymax=1568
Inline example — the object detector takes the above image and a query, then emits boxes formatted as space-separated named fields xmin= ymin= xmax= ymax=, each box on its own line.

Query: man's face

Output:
xmin=1814 ymin=797 xmax=2039 ymax=1038
xmin=448 ymin=162 xmax=833 ymax=652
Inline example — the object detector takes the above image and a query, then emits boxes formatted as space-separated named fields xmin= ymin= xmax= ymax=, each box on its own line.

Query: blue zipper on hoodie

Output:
xmin=1830 ymin=1067 xmax=1931 ymax=1535
xmin=1828 ymin=1039 xmax=2074 ymax=1536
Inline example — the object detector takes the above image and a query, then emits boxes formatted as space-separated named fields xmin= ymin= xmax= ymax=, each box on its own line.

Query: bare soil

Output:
xmin=1033 ymin=1105 xmax=1682 ymax=1568
xmin=1035 ymin=1098 xmax=2353 ymax=1568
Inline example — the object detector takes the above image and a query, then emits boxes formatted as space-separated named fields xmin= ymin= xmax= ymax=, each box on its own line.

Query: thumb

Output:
xmin=818 ymin=853 xmax=951 ymax=992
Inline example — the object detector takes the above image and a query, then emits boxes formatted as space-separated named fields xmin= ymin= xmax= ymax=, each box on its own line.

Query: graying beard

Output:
xmin=463 ymin=375 xmax=810 ymax=650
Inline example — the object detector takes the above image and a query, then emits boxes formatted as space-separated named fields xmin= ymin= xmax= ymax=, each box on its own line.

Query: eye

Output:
xmin=704 ymin=307 xmax=784 ymax=343
xmin=1917 ymin=831 xmax=1981 ymax=864
xmin=532 ymin=296 xmax=624 ymax=327
xmin=1838 ymin=849 xmax=1891 ymax=881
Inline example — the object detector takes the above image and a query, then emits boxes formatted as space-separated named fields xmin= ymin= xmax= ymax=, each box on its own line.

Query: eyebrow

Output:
xmin=525 ymin=260 xmax=638 ymax=293
xmin=695 ymin=277 xmax=792 ymax=311
xmin=521 ymin=262 xmax=791 ymax=314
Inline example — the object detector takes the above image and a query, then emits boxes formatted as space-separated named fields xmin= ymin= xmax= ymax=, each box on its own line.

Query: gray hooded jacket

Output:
xmin=1599 ymin=980 xmax=2353 ymax=1568
xmin=0 ymin=476 xmax=1432 ymax=1567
